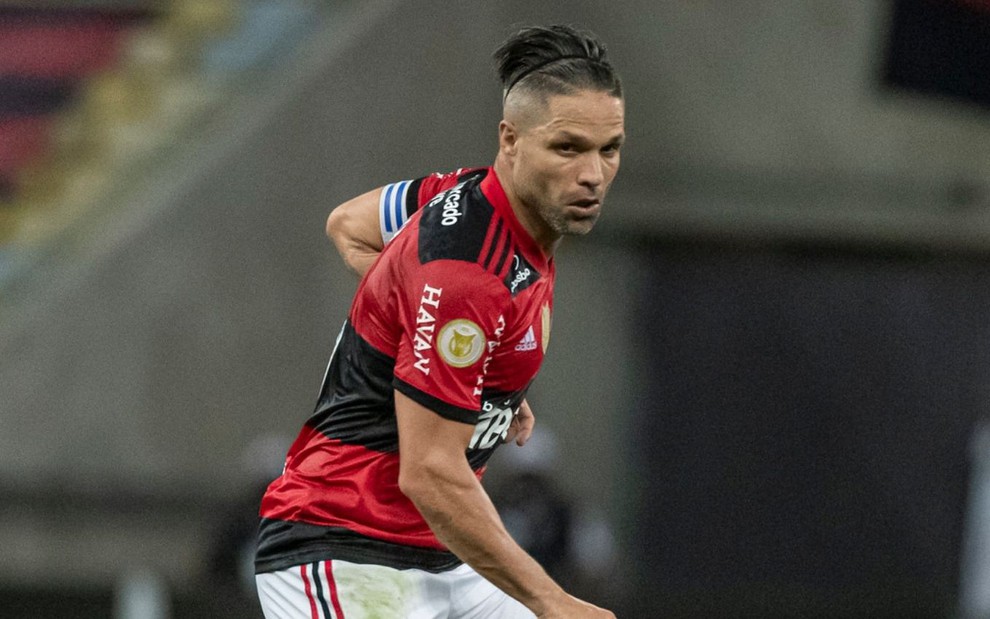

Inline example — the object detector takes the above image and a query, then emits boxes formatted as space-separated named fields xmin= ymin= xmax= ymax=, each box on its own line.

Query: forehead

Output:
xmin=537 ymin=90 xmax=625 ymax=138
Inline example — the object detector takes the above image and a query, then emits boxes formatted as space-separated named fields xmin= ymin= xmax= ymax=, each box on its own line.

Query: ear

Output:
xmin=498 ymin=120 xmax=519 ymax=157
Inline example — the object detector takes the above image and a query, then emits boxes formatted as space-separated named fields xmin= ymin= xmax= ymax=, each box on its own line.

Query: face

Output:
xmin=499 ymin=89 xmax=625 ymax=249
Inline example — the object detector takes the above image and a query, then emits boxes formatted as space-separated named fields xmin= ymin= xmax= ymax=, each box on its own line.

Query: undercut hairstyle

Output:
xmin=494 ymin=25 xmax=622 ymax=102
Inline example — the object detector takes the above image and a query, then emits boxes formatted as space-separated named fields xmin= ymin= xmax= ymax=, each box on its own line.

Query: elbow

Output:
xmin=398 ymin=463 xmax=426 ymax=504
xmin=325 ymin=204 xmax=347 ymax=243
xmin=326 ymin=205 xmax=360 ymax=269
xmin=398 ymin=461 xmax=443 ymax=509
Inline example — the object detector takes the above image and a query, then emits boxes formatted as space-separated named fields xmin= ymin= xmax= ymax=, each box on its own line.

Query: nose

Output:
xmin=576 ymin=152 xmax=604 ymax=190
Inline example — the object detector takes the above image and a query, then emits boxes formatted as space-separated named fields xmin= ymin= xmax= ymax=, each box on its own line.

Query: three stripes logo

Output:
xmin=514 ymin=325 xmax=538 ymax=352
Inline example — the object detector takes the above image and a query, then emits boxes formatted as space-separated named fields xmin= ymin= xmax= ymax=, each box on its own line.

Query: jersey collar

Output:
xmin=480 ymin=167 xmax=551 ymax=271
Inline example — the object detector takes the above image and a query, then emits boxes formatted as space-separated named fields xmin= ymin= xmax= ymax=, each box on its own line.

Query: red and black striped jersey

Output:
xmin=256 ymin=167 xmax=556 ymax=573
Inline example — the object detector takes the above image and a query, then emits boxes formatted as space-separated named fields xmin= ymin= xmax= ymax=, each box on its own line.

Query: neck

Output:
xmin=492 ymin=156 xmax=561 ymax=256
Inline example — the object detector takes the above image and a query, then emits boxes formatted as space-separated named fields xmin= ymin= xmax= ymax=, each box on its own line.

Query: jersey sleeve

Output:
xmin=392 ymin=259 xmax=509 ymax=424
xmin=379 ymin=169 xmax=485 ymax=245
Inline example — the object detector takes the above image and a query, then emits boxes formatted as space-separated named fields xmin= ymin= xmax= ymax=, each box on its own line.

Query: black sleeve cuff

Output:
xmin=393 ymin=378 xmax=478 ymax=425
xmin=406 ymin=178 xmax=424 ymax=216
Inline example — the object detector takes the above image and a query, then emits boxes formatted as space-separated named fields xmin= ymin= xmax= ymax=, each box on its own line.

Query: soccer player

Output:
xmin=254 ymin=24 xmax=625 ymax=619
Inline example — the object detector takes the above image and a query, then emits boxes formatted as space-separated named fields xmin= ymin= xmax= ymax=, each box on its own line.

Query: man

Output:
xmin=255 ymin=24 xmax=625 ymax=618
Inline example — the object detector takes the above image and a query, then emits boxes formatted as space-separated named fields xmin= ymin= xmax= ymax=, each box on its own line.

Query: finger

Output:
xmin=515 ymin=415 xmax=535 ymax=446
xmin=504 ymin=422 xmax=519 ymax=444
xmin=504 ymin=415 xmax=524 ymax=444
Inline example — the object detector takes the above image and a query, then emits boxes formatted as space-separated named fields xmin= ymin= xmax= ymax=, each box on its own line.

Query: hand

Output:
xmin=504 ymin=399 xmax=535 ymax=446
xmin=537 ymin=594 xmax=615 ymax=618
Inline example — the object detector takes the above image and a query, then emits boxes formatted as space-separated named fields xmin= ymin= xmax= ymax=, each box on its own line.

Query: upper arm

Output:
xmin=395 ymin=389 xmax=475 ymax=474
xmin=326 ymin=179 xmax=421 ymax=249
xmin=392 ymin=260 xmax=509 ymax=424
xmin=326 ymin=180 xmax=424 ymax=278
xmin=326 ymin=171 xmax=483 ymax=257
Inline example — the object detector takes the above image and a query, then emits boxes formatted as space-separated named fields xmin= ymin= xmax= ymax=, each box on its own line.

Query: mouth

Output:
xmin=567 ymin=198 xmax=601 ymax=219
xmin=569 ymin=198 xmax=600 ymax=210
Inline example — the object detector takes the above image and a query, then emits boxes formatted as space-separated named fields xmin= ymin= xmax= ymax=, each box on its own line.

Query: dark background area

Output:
xmin=884 ymin=0 xmax=990 ymax=110
xmin=631 ymin=242 xmax=989 ymax=617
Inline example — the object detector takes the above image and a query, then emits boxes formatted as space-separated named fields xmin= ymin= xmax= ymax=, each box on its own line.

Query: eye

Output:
xmin=554 ymin=142 xmax=578 ymax=154
xmin=601 ymin=142 xmax=622 ymax=155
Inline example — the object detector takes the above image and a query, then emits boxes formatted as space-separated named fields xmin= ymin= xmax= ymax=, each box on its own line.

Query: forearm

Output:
xmin=335 ymin=245 xmax=381 ymax=277
xmin=403 ymin=463 xmax=566 ymax=614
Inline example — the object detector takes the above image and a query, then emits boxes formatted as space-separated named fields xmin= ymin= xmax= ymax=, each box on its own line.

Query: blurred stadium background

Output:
xmin=2 ymin=0 xmax=990 ymax=617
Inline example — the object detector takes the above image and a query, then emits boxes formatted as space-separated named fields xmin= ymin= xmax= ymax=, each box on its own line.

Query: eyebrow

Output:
xmin=607 ymin=133 xmax=626 ymax=146
xmin=551 ymin=130 xmax=626 ymax=147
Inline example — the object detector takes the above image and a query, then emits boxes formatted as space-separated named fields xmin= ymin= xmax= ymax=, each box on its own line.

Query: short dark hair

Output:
xmin=493 ymin=25 xmax=622 ymax=101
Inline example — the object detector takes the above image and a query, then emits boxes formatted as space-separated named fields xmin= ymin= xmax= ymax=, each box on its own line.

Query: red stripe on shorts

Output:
xmin=300 ymin=564 xmax=320 ymax=619
xmin=325 ymin=560 xmax=346 ymax=618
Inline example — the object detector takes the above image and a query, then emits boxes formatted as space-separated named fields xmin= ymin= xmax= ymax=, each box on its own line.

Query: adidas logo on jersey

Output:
xmin=514 ymin=326 xmax=538 ymax=352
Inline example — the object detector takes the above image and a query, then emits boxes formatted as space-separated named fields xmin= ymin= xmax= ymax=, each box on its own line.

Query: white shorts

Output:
xmin=256 ymin=560 xmax=535 ymax=619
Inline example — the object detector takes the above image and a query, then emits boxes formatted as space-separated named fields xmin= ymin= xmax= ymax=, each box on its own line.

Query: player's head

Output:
xmin=493 ymin=25 xmax=625 ymax=251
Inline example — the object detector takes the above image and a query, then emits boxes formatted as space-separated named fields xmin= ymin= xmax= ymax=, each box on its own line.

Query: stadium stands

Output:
xmin=0 ymin=0 xmax=315 ymax=293
xmin=0 ymin=6 xmax=149 ymax=222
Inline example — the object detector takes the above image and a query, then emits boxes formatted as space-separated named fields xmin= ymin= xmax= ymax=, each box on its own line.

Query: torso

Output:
xmin=256 ymin=168 xmax=555 ymax=573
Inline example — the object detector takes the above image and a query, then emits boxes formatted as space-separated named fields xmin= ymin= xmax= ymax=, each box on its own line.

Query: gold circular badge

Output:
xmin=436 ymin=319 xmax=485 ymax=367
